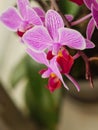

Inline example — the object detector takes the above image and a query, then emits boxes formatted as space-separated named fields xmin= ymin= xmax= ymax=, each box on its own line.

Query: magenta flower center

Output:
xmin=47 ymin=73 xmax=61 ymax=92
xmin=57 ymin=49 xmax=74 ymax=74
xmin=47 ymin=51 xmax=54 ymax=60
xmin=17 ymin=22 xmax=34 ymax=37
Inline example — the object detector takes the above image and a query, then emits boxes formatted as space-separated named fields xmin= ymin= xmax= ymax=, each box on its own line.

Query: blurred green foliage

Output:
xmin=58 ymin=0 xmax=80 ymax=16
xmin=10 ymin=55 xmax=62 ymax=130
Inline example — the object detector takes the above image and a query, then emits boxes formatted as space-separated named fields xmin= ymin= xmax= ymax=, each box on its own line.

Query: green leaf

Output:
xmin=58 ymin=0 xmax=80 ymax=16
xmin=24 ymin=59 xmax=62 ymax=129
xmin=10 ymin=54 xmax=62 ymax=129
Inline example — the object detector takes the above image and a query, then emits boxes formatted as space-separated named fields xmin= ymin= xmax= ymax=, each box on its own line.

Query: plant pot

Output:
xmin=67 ymin=78 xmax=98 ymax=101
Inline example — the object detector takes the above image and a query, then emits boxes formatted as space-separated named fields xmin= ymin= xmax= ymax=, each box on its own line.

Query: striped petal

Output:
xmin=23 ymin=26 xmax=53 ymax=52
xmin=17 ymin=0 xmax=30 ymax=18
xmin=25 ymin=6 xmax=43 ymax=25
xmin=45 ymin=9 xmax=64 ymax=41
xmin=0 ymin=7 xmax=22 ymax=31
xmin=33 ymin=7 xmax=45 ymax=22
xmin=26 ymin=48 xmax=49 ymax=66
xmin=91 ymin=4 xmax=98 ymax=28
xmin=85 ymin=39 xmax=95 ymax=49
xmin=83 ymin=0 xmax=93 ymax=9
xmin=59 ymin=27 xmax=86 ymax=50
xmin=86 ymin=18 xmax=95 ymax=39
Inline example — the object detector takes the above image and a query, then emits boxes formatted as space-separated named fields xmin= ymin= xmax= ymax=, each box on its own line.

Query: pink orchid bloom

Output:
xmin=23 ymin=9 xmax=93 ymax=55
xmin=0 ymin=0 xmax=45 ymax=37
xmin=26 ymin=48 xmax=69 ymax=92
xmin=84 ymin=0 xmax=98 ymax=40
xmin=26 ymin=48 xmax=81 ymax=92
xmin=69 ymin=0 xmax=84 ymax=5
xmin=70 ymin=0 xmax=98 ymax=40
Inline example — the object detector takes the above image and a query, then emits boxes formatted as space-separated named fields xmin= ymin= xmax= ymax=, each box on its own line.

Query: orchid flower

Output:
xmin=26 ymin=48 xmax=69 ymax=92
xmin=70 ymin=0 xmax=98 ymax=40
xmin=56 ymin=48 xmax=81 ymax=92
xmin=0 ymin=0 xmax=44 ymax=37
xmin=84 ymin=0 xmax=98 ymax=40
xmin=23 ymin=9 xmax=94 ymax=55
xmin=26 ymin=48 xmax=81 ymax=92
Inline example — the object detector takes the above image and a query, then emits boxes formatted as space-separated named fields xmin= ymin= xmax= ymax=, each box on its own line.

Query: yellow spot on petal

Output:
xmin=58 ymin=50 xmax=63 ymax=57
xmin=50 ymin=73 xmax=56 ymax=78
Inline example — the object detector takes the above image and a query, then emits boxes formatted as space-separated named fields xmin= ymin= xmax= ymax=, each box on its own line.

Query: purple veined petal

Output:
xmin=65 ymin=14 xmax=74 ymax=22
xmin=0 ymin=7 xmax=22 ymax=31
xmin=45 ymin=9 xmax=64 ymax=41
xmin=33 ymin=7 xmax=45 ymax=22
xmin=50 ymin=57 xmax=69 ymax=90
xmin=83 ymin=0 xmax=98 ymax=9
xmin=17 ymin=0 xmax=30 ymax=18
xmin=59 ymin=27 xmax=86 ymax=50
xmin=85 ymin=39 xmax=95 ymax=49
xmin=26 ymin=48 xmax=49 ymax=66
xmin=93 ymin=0 xmax=98 ymax=10
xmin=65 ymin=73 xmax=80 ymax=91
xmin=33 ymin=7 xmax=45 ymax=17
xmin=83 ymin=0 xmax=93 ymax=9
xmin=91 ymin=4 xmax=98 ymax=28
xmin=86 ymin=18 xmax=95 ymax=40
xmin=25 ymin=6 xmax=43 ymax=25
xmin=23 ymin=26 xmax=53 ymax=52
xmin=42 ymin=68 xmax=52 ymax=78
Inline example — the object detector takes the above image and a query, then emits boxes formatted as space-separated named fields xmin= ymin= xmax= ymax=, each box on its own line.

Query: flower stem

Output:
xmin=78 ymin=51 xmax=94 ymax=88
xmin=73 ymin=52 xmax=80 ymax=60
xmin=71 ymin=13 xmax=92 ymax=26
xmin=89 ymin=57 xmax=98 ymax=61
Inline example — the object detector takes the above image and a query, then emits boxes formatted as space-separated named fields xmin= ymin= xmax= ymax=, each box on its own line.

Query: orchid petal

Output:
xmin=84 ymin=0 xmax=98 ymax=9
xmin=65 ymin=74 xmax=80 ymax=91
xmin=85 ymin=39 xmax=95 ymax=49
xmin=33 ymin=7 xmax=45 ymax=17
xmin=0 ymin=7 xmax=22 ymax=31
xmin=17 ymin=0 xmax=30 ymax=18
xmin=83 ymin=0 xmax=98 ymax=9
xmin=45 ymin=9 xmax=64 ymax=41
xmin=42 ymin=68 xmax=52 ymax=78
xmin=59 ymin=28 xmax=86 ymax=50
xmin=23 ymin=26 xmax=53 ymax=52
xmin=65 ymin=14 xmax=74 ymax=22
xmin=25 ymin=6 xmax=43 ymax=25
xmin=92 ymin=4 xmax=98 ymax=28
xmin=26 ymin=48 xmax=49 ymax=66
xmin=50 ymin=57 xmax=69 ymax=90
xmin=83 ymin=0 xmax=93 ymax=9
xmin=52 ymin=44 xmax=61 ymax=55
xmin=92 ymin=0 xmax=98 ymax=9
xmin=33 ymin=7 xmax=45 ymax=22
xmin=86 ymin=18 xmax=95 ymax=39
